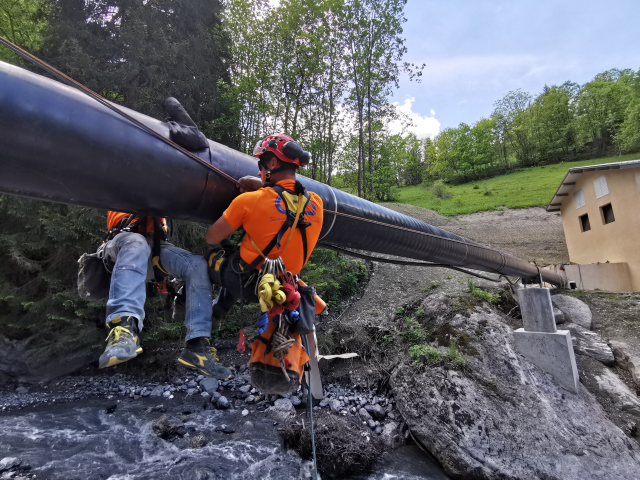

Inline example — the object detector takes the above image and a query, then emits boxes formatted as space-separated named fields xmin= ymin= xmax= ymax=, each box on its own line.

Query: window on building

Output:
xmin=573 ymin=189 xmax=586 ymax=209
xmin=594 ymin=175 xmax=609 ymax=198
xmin=579 ymin=213 xmax=591 ymax=232
xmin=601 ymin=203 xmax=615 ymax=224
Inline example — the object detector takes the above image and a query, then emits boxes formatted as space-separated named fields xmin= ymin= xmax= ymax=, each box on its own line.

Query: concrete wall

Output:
xmin=544 ymin=263 xmax=633 ymax=291
xmin=560 ymin=169 xmax=640 ymax=291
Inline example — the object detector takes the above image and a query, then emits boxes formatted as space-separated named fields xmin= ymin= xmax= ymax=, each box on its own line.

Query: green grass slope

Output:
xmin=395 ymin=154 xmax=639 ymax=216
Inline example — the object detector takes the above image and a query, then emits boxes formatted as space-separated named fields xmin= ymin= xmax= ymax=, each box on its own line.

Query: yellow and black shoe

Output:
xmin=177 ymin=337 xmax=231 ymax=379
xmin=99 ymin=316 xmax=143 ymax=369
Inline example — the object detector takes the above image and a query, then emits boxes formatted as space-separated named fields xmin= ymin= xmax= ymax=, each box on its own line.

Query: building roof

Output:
xmin=545 ymin=159 xmax=640 ymax=212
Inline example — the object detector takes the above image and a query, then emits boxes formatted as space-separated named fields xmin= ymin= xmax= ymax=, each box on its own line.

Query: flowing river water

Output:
xmin=0 ymin=397 xmax=449 ymax=479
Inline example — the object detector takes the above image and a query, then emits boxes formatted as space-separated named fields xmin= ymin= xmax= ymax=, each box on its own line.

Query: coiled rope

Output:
xmin=270 ymin=321 xmax=294 ymax=381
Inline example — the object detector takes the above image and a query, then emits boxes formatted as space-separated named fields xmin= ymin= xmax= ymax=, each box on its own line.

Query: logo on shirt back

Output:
xmin=274 ymin=196 xmax=317 ymax=216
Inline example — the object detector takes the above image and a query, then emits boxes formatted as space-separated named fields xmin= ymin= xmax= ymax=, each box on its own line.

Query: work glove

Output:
xmin=238 ymin=176 xmax=263 ymax=193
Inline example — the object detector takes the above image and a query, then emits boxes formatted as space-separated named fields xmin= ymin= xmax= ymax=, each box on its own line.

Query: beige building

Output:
xmin=545 ymin=159 xmax=640 ymax=292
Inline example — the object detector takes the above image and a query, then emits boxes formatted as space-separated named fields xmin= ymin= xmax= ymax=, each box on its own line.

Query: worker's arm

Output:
xmin=206 ymin=216 xmax=237 ymax=245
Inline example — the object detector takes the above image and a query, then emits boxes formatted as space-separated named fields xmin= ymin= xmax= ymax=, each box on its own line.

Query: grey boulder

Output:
xmin=575 ymin=354 xmax=640 ymax=433
xmin=358 ymin=407 xmax=372 ymax=421
xmin=420 ymin=293 xmax=450 ymax=321
xmin=266 ymin=398 xmax=295 ymax=420
xmin=553 ymin=308 xmax=565 ymax=324
xmin=565 ymin=323 xmax=615 ymax=366
xmin=370 ymin=404 xmax=386 ymax=419
xmin=0 ymin=457 xmax=22 ymax=472
xmin=610 ymin=341 xmax=640 ymax=387
xmin=392 ymin=310 xmax=640 ymax=480
xmin=149 ymin=386 xmax=164 ymax=397
xmin=152 ymin=414 xmax=186 ymax=440
xmin=551 ymin=294 xmax=592 ymax=329
xmin=199 ymin=378 xmax=219 ymax=395
xmin=216 ymin=395 xmax=230 ymax=409
xmin=380 ymin=422 xmax=403 ymax=448
xmin=593 ymin=365 xmax=640 ymax=416
xmin=329 ymin=399 xmax=342 ymax=413
xmin=189 ymin=435 xmax=208 ymax=448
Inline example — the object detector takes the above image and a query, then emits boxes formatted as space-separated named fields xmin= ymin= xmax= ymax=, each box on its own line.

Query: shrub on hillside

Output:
xmin=300 ymin=248 xmax=368 ymax=306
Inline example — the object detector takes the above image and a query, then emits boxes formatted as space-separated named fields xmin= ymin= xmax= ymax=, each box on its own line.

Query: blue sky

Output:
xmin=393 ymin=0 xmax=640 ymax=138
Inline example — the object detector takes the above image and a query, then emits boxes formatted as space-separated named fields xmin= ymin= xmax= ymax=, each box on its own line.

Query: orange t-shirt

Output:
xmin=107 ymin=211 xmax=166 ymax=233
xmin=223 ymin=179 xmax=323 ymax=275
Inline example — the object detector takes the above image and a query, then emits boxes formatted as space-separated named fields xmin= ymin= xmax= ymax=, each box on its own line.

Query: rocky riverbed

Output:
xmin=0 ymin=363 xmax=448 ymax=479
xmin=1 ymin=366 xmax=405 ymax=437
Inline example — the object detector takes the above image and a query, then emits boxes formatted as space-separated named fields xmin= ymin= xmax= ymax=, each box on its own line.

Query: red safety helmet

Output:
xmin=253 ymin=134 xmax=310 ymax=169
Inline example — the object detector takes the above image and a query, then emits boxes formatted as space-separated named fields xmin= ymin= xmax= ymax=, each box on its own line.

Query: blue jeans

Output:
xmin=104 ymin=232 xmax=212 ymax=341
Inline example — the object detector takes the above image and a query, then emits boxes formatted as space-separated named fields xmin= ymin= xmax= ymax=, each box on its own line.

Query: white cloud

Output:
xmin=389 ymin=98 xmax=440 ymax=139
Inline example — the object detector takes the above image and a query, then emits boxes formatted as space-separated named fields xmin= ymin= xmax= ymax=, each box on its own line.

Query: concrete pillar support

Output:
xmin=513 ymin=287 xmax=579 ymax=393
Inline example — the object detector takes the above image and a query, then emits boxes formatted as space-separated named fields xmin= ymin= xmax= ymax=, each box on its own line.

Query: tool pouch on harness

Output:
xmin=206 ymin=248 xmax=229 ymax=286
xmin=77 ymin=250 xmax=112 ymax=300
xmin=249 ymin=317 xmax=310 ymax=394
xmin=206 ymin=246 xmax=260 ymax=303
xmin=289 ymin=283 xmax=316 ymax=335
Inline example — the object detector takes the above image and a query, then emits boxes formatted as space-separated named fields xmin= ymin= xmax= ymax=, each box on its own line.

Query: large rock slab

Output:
xmin=391 ymin=310 xmax=640 ymax=480
xmin=574 ymin=354 xmax=640 ymax=433
xmin=593 ymin=366 xmax=640 ymax=416
xmin=565 ymin=323 xmax=615 ymax=366
xmin=610 ymin=341 xmax=640 ymax=387
xmin=551 ymin=294 xmax=592 ymax=329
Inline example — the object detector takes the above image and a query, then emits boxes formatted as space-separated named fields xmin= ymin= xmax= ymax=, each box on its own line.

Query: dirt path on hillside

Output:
xmin=381 ymin=203 xmax=569 ymax=265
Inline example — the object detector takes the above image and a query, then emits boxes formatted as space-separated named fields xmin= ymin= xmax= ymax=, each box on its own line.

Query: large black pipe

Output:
xmin=0 ymin=60 xmax=564 ymax=285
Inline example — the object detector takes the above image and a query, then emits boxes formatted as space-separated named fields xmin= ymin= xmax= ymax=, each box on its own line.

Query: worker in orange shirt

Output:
xmin=205 ymin=133 xmax=324 ymax=326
